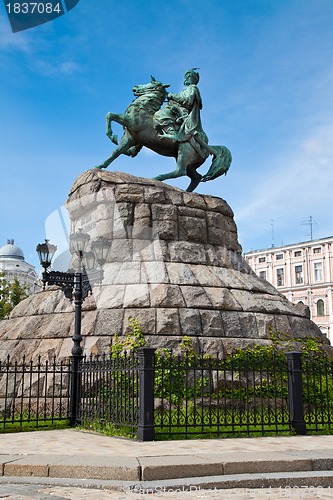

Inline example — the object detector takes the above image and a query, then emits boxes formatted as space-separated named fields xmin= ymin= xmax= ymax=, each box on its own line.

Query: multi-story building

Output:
xmin=0 ymin=239 xmax=40 ymax=294
xmin=244 ymin=236 xmax=333 ymax=342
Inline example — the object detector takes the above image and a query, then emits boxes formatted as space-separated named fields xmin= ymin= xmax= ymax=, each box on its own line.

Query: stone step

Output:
xmin=2 ymin=451 xmax=333 ymax=482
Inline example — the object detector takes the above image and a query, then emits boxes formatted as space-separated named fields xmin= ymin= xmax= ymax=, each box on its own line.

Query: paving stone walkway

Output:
xmin=2 ymin=430 xmax=333 ymax=498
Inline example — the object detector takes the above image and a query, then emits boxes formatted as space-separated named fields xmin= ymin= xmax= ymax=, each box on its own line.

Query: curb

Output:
xmin=2 ymin=452 xmax=333 ymax=482
xmin=2 ymin=470 xmax=333 ymax=492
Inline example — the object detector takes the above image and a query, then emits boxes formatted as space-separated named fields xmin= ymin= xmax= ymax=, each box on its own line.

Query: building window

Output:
xmin=258 ymin=257 xmax=266 ymax=263
xmin=295 ymin=265 xmax=303 ymax=284
xmin=313 ymin=247 xmax=321 ymax=254
xmin=259 ymin=270 xmax=267 ymax=280
xmin=314 ymin=262 xmax=323 ymax=282
xmin=316 ymin=299 xmax=325 ymax=316
xmin=276 ymin=254 xmax=283 ymax=260
xmin=294 ymin=250 xmax=301 ymax=257
xmin=276 ymin=268 xmax=284 ymax=287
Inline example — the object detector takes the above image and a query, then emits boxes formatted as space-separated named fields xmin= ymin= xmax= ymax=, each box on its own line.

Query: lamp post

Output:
xmin=36 ymin=231 xmax=110 ymax=425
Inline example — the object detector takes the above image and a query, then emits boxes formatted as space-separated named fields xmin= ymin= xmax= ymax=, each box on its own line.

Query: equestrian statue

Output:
xmin=95 ymin=69 xmax=232 ymax=192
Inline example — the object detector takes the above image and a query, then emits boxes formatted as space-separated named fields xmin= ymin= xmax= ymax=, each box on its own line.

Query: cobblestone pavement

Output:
xmin=2 ymin=485 xmax=333 ymax=499
xmin=3 ymin=430 xmax=333 ymax=457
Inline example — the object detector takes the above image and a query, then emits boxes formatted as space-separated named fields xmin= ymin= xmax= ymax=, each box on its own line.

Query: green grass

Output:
xmin=0 ymin=417 xmax=70 ymax=433
xmin=76 ymin=406 xmax=333 ymax=440
xmin=154 ymin=426 xmax=293 ymax=440
xmin=76 ymin=420 xmax=137 ymax=439
xmin=154 ymin=409 xmax=292 ymax=439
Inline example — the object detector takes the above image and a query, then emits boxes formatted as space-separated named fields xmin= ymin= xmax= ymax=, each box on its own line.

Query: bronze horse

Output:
xmin=95 ymin=77 xmax=232 ymax=192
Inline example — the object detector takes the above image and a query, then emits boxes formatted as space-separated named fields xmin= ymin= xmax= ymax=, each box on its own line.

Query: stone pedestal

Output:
xmin=0 ymin=170 xmax=329 ymax=361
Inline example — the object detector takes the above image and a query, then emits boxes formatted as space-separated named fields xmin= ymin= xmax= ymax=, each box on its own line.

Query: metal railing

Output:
xmin=303 ymin=353 xmax=333 ymax=432
xmin=0 ymin=355 xmax=70 ymax=430
xmin=78 ymin=351 xmax=140 ymax=436
xmin=1 ymin=349 xmax=333 ymax=440
xmin=153 ymin=350 xmax=291 ymax=439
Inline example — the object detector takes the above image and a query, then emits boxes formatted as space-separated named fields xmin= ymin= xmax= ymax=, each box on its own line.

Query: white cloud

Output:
xmin=33 ymin=58 xmax=81 ymax=77
xmin=0 ymin=15 xmax=81 ymax=78
xmin=235 ymin=120 xmax=333 ymax=248
xmin=0 ymin=15 xmax=32 ymax=53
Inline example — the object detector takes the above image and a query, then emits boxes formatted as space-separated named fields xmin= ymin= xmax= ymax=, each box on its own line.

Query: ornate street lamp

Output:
xmin=36 ymin=231 xmax=110 ymax=425
xmin=70 ymin=229 xmax=90 ymax=260
xmin=36 ymin=240 xmax=57 ymax=270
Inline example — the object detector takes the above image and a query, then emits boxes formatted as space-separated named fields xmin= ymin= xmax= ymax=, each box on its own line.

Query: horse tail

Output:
xmin=200 ymin=145 xmax=232 ymax=183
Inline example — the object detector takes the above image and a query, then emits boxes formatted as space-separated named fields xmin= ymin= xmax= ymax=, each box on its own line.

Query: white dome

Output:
xmin=0 ymin=241 xmax=24 ymax=261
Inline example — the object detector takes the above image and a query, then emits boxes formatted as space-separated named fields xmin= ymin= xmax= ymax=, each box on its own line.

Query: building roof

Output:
xmin=0 ymin=239 xmax=24 ymax=261
xmin=244 ymin=235 xmax=333 ymax=256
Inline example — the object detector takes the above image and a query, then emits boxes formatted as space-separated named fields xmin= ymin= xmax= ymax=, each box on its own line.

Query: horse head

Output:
xmin=132 ymin=76 xmax=170 ymax=99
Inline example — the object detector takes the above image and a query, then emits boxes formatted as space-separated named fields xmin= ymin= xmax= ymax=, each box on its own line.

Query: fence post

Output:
xmin=137 ymin=347 xmax=155 ymax=441
xmin=286 ymin=351 xmax=306 ymax=435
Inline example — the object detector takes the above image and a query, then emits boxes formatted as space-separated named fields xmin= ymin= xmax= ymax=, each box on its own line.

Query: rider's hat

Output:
xmin=185 ymin=68 xmax=200 ymax=84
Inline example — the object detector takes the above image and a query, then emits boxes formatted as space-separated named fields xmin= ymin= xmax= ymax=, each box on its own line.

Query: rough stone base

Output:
xmin=0 ymin=170 xmax=329 ymax=361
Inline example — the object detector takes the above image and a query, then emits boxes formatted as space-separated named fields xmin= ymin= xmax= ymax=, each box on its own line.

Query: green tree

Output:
xmin=0 ymin=273 xmax=29 ymax=319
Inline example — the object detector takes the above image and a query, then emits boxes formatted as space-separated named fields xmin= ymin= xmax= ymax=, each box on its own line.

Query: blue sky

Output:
xmin=1 ymin=0 xmax=333 ymax=269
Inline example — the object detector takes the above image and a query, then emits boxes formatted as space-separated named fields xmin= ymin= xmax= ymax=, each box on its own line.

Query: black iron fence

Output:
xmin=1 ymin=349 xmax=333 ymax=440
xmin=153 ymin=349 xmax=291 ymax=439
xmin=78 ymin=351 xmax=140 ymax=436
xmin=0 ymin=355 xmax=70 ymax=431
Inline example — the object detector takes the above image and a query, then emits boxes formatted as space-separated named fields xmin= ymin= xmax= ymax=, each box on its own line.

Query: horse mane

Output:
xmin=129 ymin=90 xmax=166 ymax=115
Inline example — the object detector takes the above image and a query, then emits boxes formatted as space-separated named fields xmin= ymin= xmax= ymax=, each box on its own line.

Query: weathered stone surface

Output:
xmin=203 ymin=195 xmax=234 ymax=217
xmin=153 ymin=219 xmax=178 ymax=240
xmin=167 ymin=262 xmax=199 ymax=285
xmin=94 ymin=285 xmax=125 ymax=309
xmin=182 ymin=192 xmax=207 ymax=210
xmin=204 ymin=287 xmax=242 ymax=311
xmin=190 ymin=265 xmax=226 ymax=287
xmin=230 ymin=289 xmax=306 ymax=316
xmin=113 ymin=262 xmax=141 ymax=284
xmin=123 ymin=284 xmax=150 ymax=308
xmin=179 ymin=308 xmax=202 ymax=336
xmin=239 ymin=312 xmax=259 ymax=338
xmin=255 ymin=313 xmax=276 ymax=339
xmin=156 ymin=308 xmax=181 ymax=336
xmin=83 ymin=336 xmax=111 ymax=355
xmin=178 ymin=215 xmax=207 ymax=243
xmin=149 ymin=284 xmax=185 ymax=308
xmin=142 ymin=262 xmax=169 ymax=284
xmin=152 ymin=204 xmax=177 ymax=221
xmin=132 ymin=239 xmax=157 ymax=261
xmin=180 ymin=286 xmax=212 ymax=308
xmin=168 ymin=242 xmax=207 ymax=264
xmin=221 ymin=311 xmax=246 ymax=338
xmin=115 ymin=184 xmax=144 ymax=203
xmin=177 ymin=206 xmax=206 ymax=218
xmin=0 ymin=169 xmax=328 ymax=362
xmin=144 ymin=186 xmax=166 ymax=204
xmin=94 ymin=309 xmax=124 ymax=337
xmin=123 ymin=308 xmax=156 ymax=335
xmin=200 ymin=310 xmax=224 ymax=337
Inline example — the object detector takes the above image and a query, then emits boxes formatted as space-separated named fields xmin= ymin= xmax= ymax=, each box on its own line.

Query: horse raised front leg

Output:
xmin=105 ymin=112 xmax=129 ymax=145
xmin=95 ymin=134 xmax=136 ymax=169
